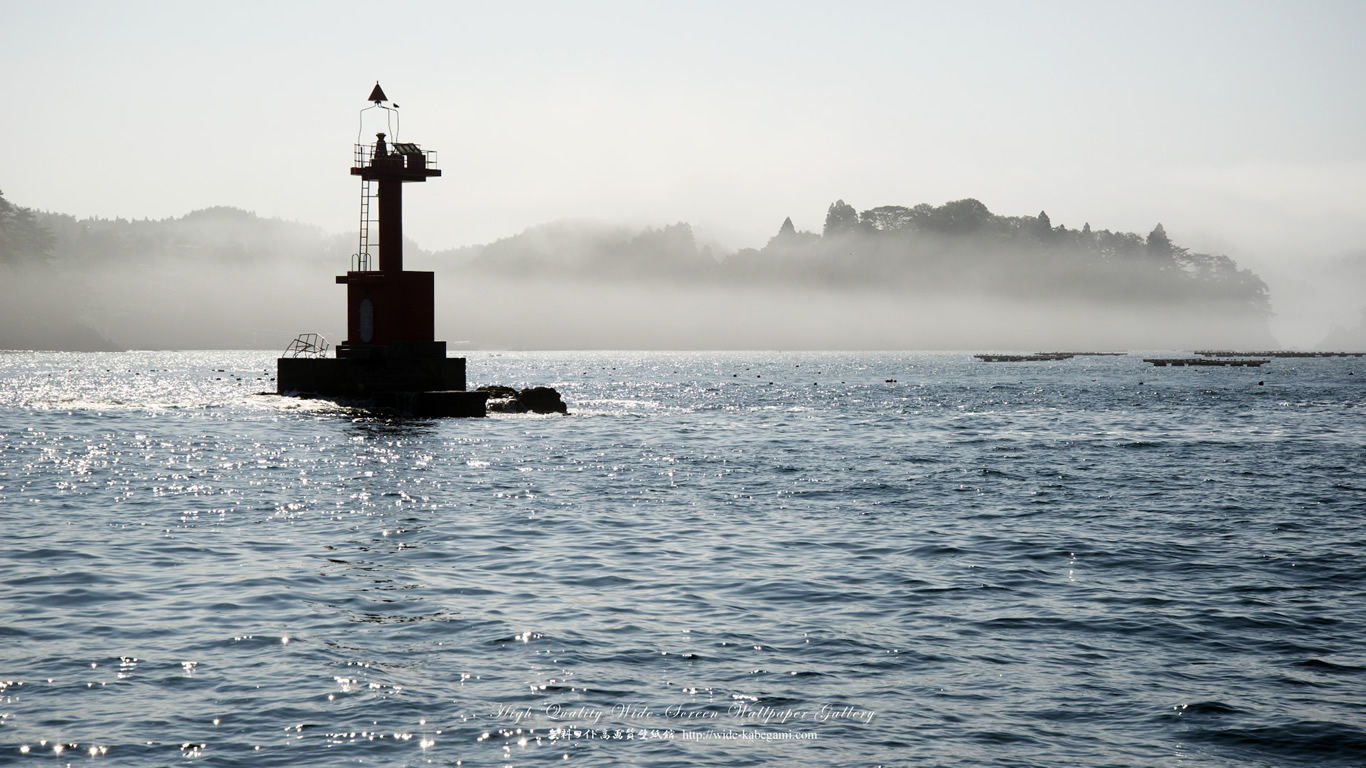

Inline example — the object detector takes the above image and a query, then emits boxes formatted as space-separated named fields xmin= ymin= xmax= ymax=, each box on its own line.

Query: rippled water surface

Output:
xmin=2 ymin=350 xmax=1364 ymax=766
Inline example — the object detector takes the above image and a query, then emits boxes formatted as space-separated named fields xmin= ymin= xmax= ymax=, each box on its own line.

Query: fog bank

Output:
xmin=2 ymin=263 xmax=1278 ymax=353
xmin=437 ymin=277 xmax=1275 ymax=352
xmin=0 ymin=261 xmax=341 ymax=352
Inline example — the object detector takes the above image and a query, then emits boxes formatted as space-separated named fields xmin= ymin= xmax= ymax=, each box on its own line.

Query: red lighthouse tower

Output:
xmin=337 ymin=137 xmax=439 ymax=353
xmin=278 ymin=84 xmax=487 ymax=416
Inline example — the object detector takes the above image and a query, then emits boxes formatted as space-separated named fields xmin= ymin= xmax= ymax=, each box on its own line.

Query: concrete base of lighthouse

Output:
xmin=277 ymin=342 xmax=488 ymax=417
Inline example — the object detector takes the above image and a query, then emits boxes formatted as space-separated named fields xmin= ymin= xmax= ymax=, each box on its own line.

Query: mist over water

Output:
xmin=0 ymin=259 xmax=1259 ymax=353
xmin=0 ymin=260 xmax=1282 ymax=353
xmin=0 ymin=260 xmax=337 ymax=351
xmin=1256 ymin=253 xmax=1366 ymax=349
xmin=438 ymin=277 xmax=1276 ymax=351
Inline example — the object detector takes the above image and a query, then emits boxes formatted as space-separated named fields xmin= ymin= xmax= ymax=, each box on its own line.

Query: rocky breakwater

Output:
xmin=477 ymin=385 xmax=569 ymax=414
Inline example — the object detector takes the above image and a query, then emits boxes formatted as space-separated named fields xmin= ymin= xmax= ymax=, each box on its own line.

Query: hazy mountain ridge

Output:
xmin=0 ymin=190 xmax=1310 ymax=351
xmin=445 ymin=198 xmax=1270 ymax=314
xmin=458 ymin=220 xmax=719 ymax=282
xmin=2 ymin=198 xmax=351 ymax=350
xmin=33 ymin=206 xmax=343 ymax=268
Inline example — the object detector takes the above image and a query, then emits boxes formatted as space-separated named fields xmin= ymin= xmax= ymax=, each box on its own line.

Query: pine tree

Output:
xmin=1146 ymin=223 xmax=1173 ymax=258
xmin=823 ymin=200 xmax=859 ymax=237
xmin=1034 ymin=210 xmax=1053 ymax=241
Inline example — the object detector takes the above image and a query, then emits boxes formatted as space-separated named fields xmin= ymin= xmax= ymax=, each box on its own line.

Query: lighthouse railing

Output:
xmin=283 ymin=332 xmax=330 ymax=358
xmin=352 ymin=144 xmax=438 ymax=171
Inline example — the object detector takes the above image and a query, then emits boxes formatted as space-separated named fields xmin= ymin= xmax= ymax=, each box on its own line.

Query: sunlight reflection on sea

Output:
xmin=1 ymin=350 xmax=1363 ymax=766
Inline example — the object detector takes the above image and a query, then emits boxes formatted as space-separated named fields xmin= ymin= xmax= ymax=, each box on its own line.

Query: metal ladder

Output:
xmin=353 ymin=177 xmax=376 ymax=271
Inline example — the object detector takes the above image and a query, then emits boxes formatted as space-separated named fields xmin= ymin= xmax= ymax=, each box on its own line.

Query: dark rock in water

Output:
xmin=518 ymin=386 xmax=568 ymax=414
xmin=478 ymin=385 xmax=568 ymax=415
xmin=477 ymin=385 xmax=525 ymax=413
xmin=485 ymin=395 xmax=527 ymax=414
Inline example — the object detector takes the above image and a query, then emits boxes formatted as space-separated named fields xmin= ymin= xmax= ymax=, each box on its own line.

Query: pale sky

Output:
xmin=4 ymin=0 xmax=1364 ymax=273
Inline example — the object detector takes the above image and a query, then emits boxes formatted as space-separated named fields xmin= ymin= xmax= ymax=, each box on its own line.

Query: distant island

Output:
xmin=0 ymin=189 xmax=1337 ymax=351
xmin=461 ymin=198 xmax=1271 ymax=315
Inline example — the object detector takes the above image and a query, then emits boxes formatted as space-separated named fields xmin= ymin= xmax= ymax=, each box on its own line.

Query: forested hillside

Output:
xmin=462 ymin=198 xmax=1270 ymax=318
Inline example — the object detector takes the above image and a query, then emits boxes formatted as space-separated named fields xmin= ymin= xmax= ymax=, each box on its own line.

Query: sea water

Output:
xmin=1 ymin=350 xmax=1363 ymax=767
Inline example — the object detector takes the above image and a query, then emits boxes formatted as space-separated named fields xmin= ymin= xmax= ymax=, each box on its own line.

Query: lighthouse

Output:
xmin=277 ymin=84 xmax=488 ymax=417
